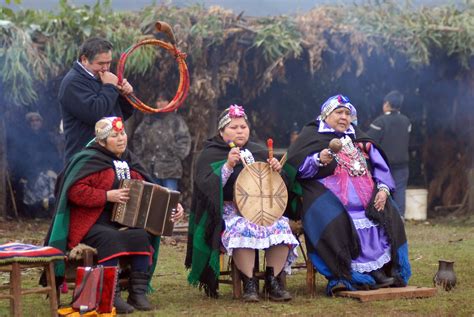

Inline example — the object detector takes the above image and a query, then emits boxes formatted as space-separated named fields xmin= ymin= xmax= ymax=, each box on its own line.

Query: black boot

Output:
xmin=127 ymin=272 xmax=153 ymax=311
xmin=264 ymin=267 xmax=291 ymax=301
xmin=390 ymin=266 xmax=407 ymax=288
xmin=114 ymin=282 xmax=135 ymax=314
xmin=241 ymin=273 xmax=259 ymax=302
xmin=370 ymin=269 xmax=395 ymax=288
xmin=330 ymin=281 xmax=348 ymax=293
xmin=276 ymin=271 xmax=292 ymax=300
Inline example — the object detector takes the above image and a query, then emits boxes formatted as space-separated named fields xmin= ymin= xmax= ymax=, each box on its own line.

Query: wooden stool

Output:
xmin=0 ymin=243 xmax=64 ymax=317
xmin=62 ymin=244 xmax=97 ymax=293
xmin=59 ymin=244 xmax=130 ymax=305
xmin=219 ymin=252 xmax=263 ymax=299
xmin=219 ymin=221 xmax=317 ymax=298
xmin=289 ymin=220 xmax=316 ymax=296
xmin=218 ymin=253 xmax=245 ymax=298
xmin=219 ymin=250 xmax=286 ymax=299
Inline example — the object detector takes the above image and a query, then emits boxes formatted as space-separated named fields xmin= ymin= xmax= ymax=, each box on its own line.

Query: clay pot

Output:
xmin=433 ymin=260 xmax=456 ymax=291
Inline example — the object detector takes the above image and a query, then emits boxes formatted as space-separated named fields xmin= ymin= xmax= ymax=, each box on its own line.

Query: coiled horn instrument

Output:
xmin=116 ymin=21 xmax=190 ymax=113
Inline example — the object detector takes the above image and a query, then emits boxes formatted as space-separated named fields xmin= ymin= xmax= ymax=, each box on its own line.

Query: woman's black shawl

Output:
xmin=286 ymin=121 xmax=410 ymax=290
xmin=185 ymin=136 xmax=268 ymax=297
xmin=44 ymin=143 xmax=153 ymax=278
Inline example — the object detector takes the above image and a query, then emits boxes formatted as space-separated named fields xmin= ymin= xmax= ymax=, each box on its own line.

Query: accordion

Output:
xmin=111 ymin=179 xmax=180 ymax=236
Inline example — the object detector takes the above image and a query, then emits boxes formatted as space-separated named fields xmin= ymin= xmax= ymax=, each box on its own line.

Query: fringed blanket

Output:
xmin=0 ymin=243 xmax=64 ymax=264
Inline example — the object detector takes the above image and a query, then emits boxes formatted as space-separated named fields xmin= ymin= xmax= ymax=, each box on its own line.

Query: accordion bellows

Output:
xmin=112 ymin=180 xmax=180 ymax=236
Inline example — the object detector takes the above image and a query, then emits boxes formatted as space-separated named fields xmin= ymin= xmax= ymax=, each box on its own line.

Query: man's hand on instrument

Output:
xmin=107 ymin=188 xmax=130 ymax=204
xmin=117 ymin=78 xmax=134 ymax=95
xmin=98 ymin=71 xmax=119 ymax=86
xmin=226 ymin=147 xmax=240 ymax=169
xmin=319 ymin=149 xmax=334 ymax=165
xmin=267 ymin=157 xmax=282 ymax=173
xmin=171 ymin=203 xmax=184 ymax=223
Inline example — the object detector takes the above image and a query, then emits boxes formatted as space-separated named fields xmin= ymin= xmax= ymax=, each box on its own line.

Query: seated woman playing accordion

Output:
xmin=186 ymin=105 xmax=298 ymax=301
xmin=47 ymin=116 xmax=183 ymax=313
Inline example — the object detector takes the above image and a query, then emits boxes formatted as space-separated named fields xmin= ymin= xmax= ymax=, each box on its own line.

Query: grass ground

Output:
xmin=0 ymin=218 xmax=473 ymax=316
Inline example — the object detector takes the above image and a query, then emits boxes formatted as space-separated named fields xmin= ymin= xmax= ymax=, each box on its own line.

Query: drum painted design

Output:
xmin=234 ymin=162 xmax=288 ymax=226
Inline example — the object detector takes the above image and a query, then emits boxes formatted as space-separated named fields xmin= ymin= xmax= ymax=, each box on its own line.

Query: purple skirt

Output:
xmin=349 ymin=209 xmax=391 ymax=273
xmin=321 ymin=174 xmax=391 ymax=273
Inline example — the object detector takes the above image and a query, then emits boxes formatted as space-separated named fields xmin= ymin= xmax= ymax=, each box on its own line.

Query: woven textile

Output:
xmin=0 ymin=242 xmax=64 ymax=264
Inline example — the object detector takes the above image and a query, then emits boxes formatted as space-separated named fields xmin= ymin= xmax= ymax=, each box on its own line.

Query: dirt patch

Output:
xmin=0 ymin=218 xmax=50 ymax=245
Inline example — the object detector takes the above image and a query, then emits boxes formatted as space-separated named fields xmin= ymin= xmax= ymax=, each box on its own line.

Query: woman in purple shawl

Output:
xmin=286 ymin=95 xmax=411 ymax=294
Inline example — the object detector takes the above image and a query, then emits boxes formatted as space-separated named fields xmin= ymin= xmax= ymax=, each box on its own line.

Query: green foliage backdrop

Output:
xmin=0 ymin=0 xmax=472 ymax=107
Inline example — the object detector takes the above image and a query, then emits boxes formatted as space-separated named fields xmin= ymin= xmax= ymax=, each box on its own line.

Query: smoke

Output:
xmin=225 ymin=35 xmax=473 ymax=201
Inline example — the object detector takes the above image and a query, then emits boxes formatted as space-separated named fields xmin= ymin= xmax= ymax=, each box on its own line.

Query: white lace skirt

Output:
xmin=221 ymin=201 xmax=299 ymax=273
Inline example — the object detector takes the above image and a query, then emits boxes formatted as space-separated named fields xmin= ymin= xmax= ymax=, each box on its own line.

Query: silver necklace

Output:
xmin=334 ymin=136 xmax=368 ymax=177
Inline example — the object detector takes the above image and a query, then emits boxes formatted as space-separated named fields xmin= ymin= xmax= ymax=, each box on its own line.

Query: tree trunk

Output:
xmin=0 ymin=118 xmax=6 ymax=218
xmin=468 ymin=114 xmax=474 ymax=214
xmin=469 ymin=169 xmax=474 ymax=214
xmin=467 ymin=70 xmax=474 ymax=214
xmin=207 ymin=47 xmax=221 ymax=138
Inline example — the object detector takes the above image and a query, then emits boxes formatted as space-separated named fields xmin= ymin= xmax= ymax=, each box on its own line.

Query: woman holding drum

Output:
xmin=186 ymin=105 xmax=298 ymax=302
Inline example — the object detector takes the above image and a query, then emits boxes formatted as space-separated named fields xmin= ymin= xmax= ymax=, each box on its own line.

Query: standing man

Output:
xmin=131 ymin=95 xmax=191 ymax=191
xmin=367 ymin=90 xmax=411 ymax=218
xmin=59 ymin=37 xmax=134 ymax=161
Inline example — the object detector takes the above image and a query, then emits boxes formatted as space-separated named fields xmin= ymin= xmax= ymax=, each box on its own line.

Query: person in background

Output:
xmin=131 ymin=94 xmax=191 ymax=191
xmin=289 ymin=121 xmax=300 ymax=145
xmin=59 ymin=37 xmax=135 ymax=161
xmin=367 ymin=91 xmax=411 ymax=218
xmin=21 ymin=112 xmax=61 ymax=218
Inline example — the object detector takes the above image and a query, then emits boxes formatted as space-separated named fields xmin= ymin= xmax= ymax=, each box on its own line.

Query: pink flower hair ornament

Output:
xmin=218 ymin=104 xmax=248 ymax=130
xmin=228 ymin=104 xmax=246 ymax=118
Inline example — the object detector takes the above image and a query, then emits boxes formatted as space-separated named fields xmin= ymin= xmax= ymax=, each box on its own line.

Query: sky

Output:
xmin=6 ymin=0 xmax=465 ymax=16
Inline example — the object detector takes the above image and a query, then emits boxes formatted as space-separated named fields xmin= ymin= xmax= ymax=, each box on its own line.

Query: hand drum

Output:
xmin=234 ymin=162 xmax=288 ymax=226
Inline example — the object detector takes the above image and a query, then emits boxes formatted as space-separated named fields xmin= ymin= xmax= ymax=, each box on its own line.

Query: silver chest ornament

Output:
xmin=334 ymin=136 xmax=368 ymax=177
xmin=113 ymin=160 xmax=131 ymax=180
xmin=353 ymin=160 xmax=362 ymax=172
xmin=240 ymin=149 xmax=255 ymax=165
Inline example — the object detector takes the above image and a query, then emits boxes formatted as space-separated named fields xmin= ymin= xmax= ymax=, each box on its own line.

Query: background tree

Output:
xmin=0 ymin=0 xmax=472 ymax=218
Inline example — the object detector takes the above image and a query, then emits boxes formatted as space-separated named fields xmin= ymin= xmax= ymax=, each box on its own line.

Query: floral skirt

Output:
xmin=221 ymin=202 xmax=299 ymax=273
